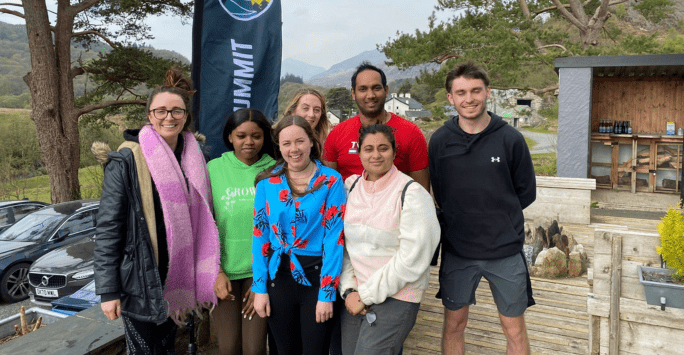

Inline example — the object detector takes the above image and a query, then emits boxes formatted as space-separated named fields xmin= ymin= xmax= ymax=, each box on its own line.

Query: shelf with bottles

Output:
xmin=597 ymin=119 xmax=633 ymax=135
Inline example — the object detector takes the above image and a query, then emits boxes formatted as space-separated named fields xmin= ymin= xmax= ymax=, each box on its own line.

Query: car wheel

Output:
xmin=0 ymin=263 xmax=30 ymax=303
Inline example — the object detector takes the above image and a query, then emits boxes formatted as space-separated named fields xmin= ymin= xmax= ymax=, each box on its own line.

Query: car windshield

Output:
xmin=0 ymin=211 xmax=63 ymax=242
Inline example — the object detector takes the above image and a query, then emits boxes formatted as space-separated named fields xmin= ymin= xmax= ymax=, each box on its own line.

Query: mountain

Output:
xmin=305 ymin=49 xmax=439 ymax=88
xmin=281 ymin=58 xmax=326 ymax=80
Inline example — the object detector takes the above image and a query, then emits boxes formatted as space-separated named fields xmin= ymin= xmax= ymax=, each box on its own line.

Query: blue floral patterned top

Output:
xmin=251 ymin=160 xmax=346 ymax=302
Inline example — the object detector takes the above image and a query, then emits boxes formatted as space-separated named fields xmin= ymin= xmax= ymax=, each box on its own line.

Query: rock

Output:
xmin=547 ymin=220 xmax=560 ymax=241
xmin=531 ymin=239 xmax=544 ymax=265
xmin=568 ymin=251 xmax=586 ymax=277
xmin=565 ymin=232 xmax=578 ymax=250
xmin=535 ymin=226 xmax=548 ymax=248
xmin=533 ymin=247 xmax=568 ymax=278
xmin=534 ymin=248 xmax=548 ymax=266
xmin=524 ymin=223 xmax=533 ymax=244
xmin=523 ymin=245 xmax=534 ymax=267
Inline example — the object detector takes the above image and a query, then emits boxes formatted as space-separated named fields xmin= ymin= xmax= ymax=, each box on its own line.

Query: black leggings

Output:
xmin=267 ymin=255 xmax=333 ymax=355
xmin=122 ymin=315 xmax=177 ymax=355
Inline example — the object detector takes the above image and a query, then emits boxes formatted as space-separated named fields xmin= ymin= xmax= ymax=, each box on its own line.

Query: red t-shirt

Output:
xmin=323 ymin=113 xmax=429 ymax=180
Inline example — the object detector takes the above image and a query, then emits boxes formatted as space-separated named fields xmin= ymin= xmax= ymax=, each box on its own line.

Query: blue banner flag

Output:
xmin=193 ymin=0 xmax=282 ymax=159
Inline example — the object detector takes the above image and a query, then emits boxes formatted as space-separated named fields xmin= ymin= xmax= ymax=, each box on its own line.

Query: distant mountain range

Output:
xmin=283 ymin=50 xmax=439 ymax=88
xmin=281 ymin=58 xmax=326 ymax=80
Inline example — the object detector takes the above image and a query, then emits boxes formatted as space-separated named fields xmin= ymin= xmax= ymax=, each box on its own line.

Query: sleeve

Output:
xmin=322 ymin=127 xmax=339 ymax=163
xmin=428 ymin=134 xmax=442 ymax=209
xmin=357 ymin=185 xmax=441 ymax=305
xmin=251 ymin=181 xmax=271 ymax=294
xmin=338 ymin=244 xmax=357 ymax=294
xmin=509 ymin=132 xmax=536 ymax=210
xmin=318 ymin=172 xmax=347 ymax=302
xmin=93 ymin=157 xmax=128 ymax=296
xmin=408 ymin=124 xmax=429 ymax=172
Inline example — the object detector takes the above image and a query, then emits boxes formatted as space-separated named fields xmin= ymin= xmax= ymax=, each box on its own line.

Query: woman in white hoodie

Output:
xmin=339 ymin=124 xmax=440 ymax=354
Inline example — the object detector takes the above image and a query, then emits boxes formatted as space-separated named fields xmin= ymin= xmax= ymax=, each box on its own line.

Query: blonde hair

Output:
xmin=283 ymin=88 xmax=330 ymax=145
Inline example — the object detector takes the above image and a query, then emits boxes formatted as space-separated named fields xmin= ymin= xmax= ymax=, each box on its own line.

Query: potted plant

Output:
xmin=638 ymin=206 xmax=684 ymax=310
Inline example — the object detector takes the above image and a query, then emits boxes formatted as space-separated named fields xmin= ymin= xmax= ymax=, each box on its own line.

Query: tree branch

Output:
xmin=538 ymin=44 xmax=571 ymax=54
xmin=77 ymin=99 xmax=146 ymax=116
xmin=0 ymin=7 xmax=24 ymax=19
xmin=432 ymin=53 xmax=461 ymax=64
xmin=70 ymin=0 xmax=102 ymax=15
xmin=550 ymin=0 xmax=587 ymax=31
xmin=71 ymin=30 xmax=118 ymax=48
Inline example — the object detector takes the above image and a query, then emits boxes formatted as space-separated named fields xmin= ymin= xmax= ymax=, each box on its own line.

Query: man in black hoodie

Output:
xmin=429 ymin=62 xmax=536 ymax=355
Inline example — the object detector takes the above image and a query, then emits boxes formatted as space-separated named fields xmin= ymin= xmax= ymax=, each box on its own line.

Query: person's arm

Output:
xmin=510 ymin=133 xmax=536 ymax=209
xmin=408 ymin=168 xmax=430 ymax=192
xmin=94 ymin=156 xmax=128 ymax=298
xmin=407 ymin=124 xmax=430 ymax=191
xmin=357 ymin=185 xmax=441 ymax=305
xmin=251 ymin=181 xmax=271 ymax=295
xmin=318 ymin=173 xmax=346 ymax=302
xmin=428 ymin=134 xmax=442 ymax=209
xmin=323 ymin=160 xmax=338 ymax=171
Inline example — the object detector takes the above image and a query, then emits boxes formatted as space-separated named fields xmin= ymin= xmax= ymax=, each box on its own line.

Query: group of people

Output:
xmin=93 ymin=60 xmax=536 ymax=355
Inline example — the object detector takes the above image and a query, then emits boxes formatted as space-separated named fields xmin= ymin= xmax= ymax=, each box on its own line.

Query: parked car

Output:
xmin=0 ymin=200 xmax=49 ymax=234
xmin=28 ymin=236 xmax=95 ymax=306
xmin=0 ymin=200 xmax=99 ymax=303
xmin=49 ymin=280 xmax=100 ymax=316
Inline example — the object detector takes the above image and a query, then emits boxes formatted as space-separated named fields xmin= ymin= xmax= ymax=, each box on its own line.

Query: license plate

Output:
xmin=35 ymin=288 xmax=58 ymax=298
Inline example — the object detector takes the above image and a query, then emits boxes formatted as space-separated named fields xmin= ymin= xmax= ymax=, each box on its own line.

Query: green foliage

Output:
xmin=0 ymin=110 xmax=43 ymax=183
xmin=380 ymin=0 xmax=675 ymax=93
xmin=326 ymin=87 xmax=355 ymax=116
xmin=663 ymin=29 xmax=684 ymax=54
xmin=656 ymin=207 xmax=684 ymax=283
xmin=280 ymin=73 xmax=304 ymax=86
xmin=532 ymin=153 xmax=557 ymax=176
xmin=0 ymin=166 xmax=104 ymax=203
xmin=634 ymin=0 xmax=674 ymax=24
xmin=615 ymin=4 xmax=628 ymax=19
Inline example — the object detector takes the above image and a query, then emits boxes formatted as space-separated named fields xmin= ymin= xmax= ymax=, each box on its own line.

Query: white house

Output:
xmin=327 ymin=110 xmax=341 ymax=126
xmin=384 ymin=93 xmax=430 ymax=121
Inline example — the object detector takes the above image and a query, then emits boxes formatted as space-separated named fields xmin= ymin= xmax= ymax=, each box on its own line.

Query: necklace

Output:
xmin=289 ymin=161 xmax=315 ymax=194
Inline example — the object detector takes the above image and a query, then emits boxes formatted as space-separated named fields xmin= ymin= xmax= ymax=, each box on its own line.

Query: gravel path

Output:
xmin=520 ymin=129 xmax=557 ymax=154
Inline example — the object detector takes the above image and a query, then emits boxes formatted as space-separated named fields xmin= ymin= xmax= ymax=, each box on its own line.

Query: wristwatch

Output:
xmin=342 ymin=288 xmax=357 ymax=299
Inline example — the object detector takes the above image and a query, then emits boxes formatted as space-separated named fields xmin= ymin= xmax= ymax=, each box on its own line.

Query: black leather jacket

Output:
xmin=94 ymin=147 xmax=167 ymax=323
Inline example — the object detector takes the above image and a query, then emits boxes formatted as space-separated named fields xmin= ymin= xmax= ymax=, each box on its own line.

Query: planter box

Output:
xmin=0 ymin=307 xmax=67 ymax=339
xmin=638 ymin=265 xmax=684 ymax=310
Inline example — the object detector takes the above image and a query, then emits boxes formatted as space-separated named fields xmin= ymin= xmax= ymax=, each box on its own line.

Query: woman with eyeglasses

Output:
xmin=339 ymin=124 xmax=440 ymax=354
xmin=94 ymin=67 xmax=220 ymax=354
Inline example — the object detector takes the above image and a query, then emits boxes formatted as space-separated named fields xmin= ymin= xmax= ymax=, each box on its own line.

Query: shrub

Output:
xmin=656 ymin=206 xmax=684 ymax=283
xmin=615 ymin=4 xmax=627 ymax=19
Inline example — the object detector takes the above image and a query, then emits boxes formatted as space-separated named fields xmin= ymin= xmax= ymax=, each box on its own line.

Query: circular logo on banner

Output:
xmin=221 ymin=0 xmax=273 ymax=21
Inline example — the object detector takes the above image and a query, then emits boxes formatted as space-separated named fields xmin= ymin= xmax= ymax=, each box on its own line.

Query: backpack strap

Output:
xmin=348 ymin=175 xmax=362 ymax=194
xmin=401 ymin=180 xmax=415 ymax=208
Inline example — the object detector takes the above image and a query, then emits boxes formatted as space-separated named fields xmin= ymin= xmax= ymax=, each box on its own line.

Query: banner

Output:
xmin=193 ymin=0 xmax=282 ymax=159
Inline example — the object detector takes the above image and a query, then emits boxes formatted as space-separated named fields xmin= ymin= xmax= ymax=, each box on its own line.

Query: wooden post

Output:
xmin=609 ymin=234 xmax=622 ymax=355
xmin=590 ymin=315 xmax=600 ymax=355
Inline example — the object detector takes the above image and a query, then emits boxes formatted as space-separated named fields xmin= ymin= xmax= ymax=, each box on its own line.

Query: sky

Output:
xmin=0 ymin=1 xmax=453 ymax=70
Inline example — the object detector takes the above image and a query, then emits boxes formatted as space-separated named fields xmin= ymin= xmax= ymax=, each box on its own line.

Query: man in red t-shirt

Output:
xmin=323 ymin=62 xmax=430 ymax=191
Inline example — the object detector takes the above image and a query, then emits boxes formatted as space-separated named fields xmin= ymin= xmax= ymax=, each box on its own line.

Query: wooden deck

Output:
xmin=402 ymin=214 xmax=661 ymax=354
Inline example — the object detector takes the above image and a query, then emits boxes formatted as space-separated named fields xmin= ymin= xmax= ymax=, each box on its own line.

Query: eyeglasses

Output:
xmin=365 ymin=310 xmax=376 ymax=326
xmin=149 ymin=108 xmax=187 ymax=120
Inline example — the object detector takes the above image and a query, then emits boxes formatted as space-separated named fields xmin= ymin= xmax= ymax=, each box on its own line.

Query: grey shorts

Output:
xmin=340 ymin=297 xmax=420 ymax=355
xmin=438 ymin=250 xmax=535 ymax=317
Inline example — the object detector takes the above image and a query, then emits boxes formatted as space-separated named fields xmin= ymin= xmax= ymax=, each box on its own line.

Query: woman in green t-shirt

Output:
xmin=208 ymin=108 xmax=276 ymax=355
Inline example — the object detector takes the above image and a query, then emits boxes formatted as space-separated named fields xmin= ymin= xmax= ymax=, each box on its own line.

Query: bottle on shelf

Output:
xmin=627 ymin=121 xmax=632 ymax=134
xmin=613 ymin=120 xmax=618 ymax=134
xmin=599 ymin=120 xmax=604 ymax=133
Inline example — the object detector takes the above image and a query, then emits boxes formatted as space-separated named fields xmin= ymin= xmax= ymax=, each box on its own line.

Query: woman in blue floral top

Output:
xmin=252 ymin=115 xmax=346 ymax=354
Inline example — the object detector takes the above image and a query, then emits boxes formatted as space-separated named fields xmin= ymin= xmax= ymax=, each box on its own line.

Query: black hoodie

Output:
xmin=429 ymin=113 xmax=536 ymax=260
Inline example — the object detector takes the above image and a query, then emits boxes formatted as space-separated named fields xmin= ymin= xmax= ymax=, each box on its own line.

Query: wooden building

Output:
xmin=555 ymin=54 xmax=684 ymax=194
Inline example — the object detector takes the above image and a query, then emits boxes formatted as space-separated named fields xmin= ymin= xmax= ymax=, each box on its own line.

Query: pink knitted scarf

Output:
xmin=139 ymin=125 xmax=219 ymax=323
